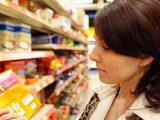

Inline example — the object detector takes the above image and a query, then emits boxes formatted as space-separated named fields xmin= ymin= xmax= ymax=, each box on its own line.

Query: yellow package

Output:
xmin=0 ymin=70 xmax=41 ymax=120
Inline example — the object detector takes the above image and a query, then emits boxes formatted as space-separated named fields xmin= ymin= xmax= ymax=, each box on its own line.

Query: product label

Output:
xmin=16 ymin=107 xmax=25 ymax=116
xmin=10 ymin=101 xmax=20 ymax=111
xmin=0 ymin=74 xmax=19 ymax=94
xmin=30 ymin=102 xmax=37 ymax=110
xmin=6 ymin=105 xmax=14 ymax=114
xmin=22 ymin=94 xmax=34 ymax=106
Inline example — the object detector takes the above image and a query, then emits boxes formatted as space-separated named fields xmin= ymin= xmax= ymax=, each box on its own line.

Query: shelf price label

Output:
xmin=0 ymin=57 xmax=2 ymax=61
xmin=57 ymin=70 xmax=61 ymax=74
xmin=42 ymin=82 xmax=47 ymax=87
xmin=35 ymin=85 xmax=42 ymax=92
xmin=49 ymin=78 xmax=53 ymax=83
xmin=0 ymin=0 xmax=8 ymax=6
xmin=42 ymin=115 xmax=48 ymax=120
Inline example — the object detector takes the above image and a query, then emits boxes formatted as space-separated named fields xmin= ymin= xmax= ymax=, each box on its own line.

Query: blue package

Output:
xmin=32 ymin=35 xmax=59 ymax=44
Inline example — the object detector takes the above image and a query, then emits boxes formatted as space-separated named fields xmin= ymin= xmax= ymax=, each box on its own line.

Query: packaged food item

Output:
xmin=0 ymin=21 xmax=16 ymax=52
xmin=66 ymin=38 xmax=74 ymax=47
xmin=32 ymin=35 xmax=59 ymax=44
xmin=59 ymin=106 xmax=70 ymax=120
xmin=9 ymin=0 xmax=19 ymax=5
xmin=51 ymin=14 xmax=62 ymax=27
xmin=40 ymin=8 xmax=54 ymax=22
xmin=28 ymin=0 xmax=40 ymax=13
xmin=18 ymin=0 xmax=28 ymax=9
xmin=37 ymin=57 xmax=56 ymax=75
xmin=0 ymin=70 xmax=41 ymax=119
xmin=14 ymin=24 xmax=31 ymax=52
xmin=25 ymin=59 xmax=39 ymax=85
xmin=3 ymin=61 xmax=25 ymax=84
xmin=61 ymin=16 xmax=71 ymax=32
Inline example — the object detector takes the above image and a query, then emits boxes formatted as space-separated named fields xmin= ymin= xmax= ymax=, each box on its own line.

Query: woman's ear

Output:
xmin=138 ymin=55 xmax=154 ymax=67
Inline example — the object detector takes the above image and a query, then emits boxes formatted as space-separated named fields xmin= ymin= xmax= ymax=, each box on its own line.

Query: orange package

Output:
xmin=0 ymin=70 xmax=42 ymax=120
xmin=3 ymin=61 xmax=25 ymax=84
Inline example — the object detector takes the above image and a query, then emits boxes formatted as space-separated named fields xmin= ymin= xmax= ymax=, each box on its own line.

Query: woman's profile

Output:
xmin=79 ymin=0 xmax=160 ymax=120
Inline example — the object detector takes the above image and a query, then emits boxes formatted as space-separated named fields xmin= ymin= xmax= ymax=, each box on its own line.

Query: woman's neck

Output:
xmin=118 ymin=69 xmax=145 ymax=108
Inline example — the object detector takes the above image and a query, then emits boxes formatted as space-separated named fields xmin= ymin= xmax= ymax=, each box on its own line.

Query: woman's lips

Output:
xmin=97 ymin=68 xmax=105 ymax=72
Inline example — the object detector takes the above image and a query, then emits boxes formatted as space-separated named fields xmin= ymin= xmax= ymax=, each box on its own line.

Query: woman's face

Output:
xmin=90 ymin=34 xmax=141 ymax=84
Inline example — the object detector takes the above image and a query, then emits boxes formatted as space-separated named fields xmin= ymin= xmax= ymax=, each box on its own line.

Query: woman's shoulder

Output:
xmin=129 ymin=94 xmax=160 ymax=120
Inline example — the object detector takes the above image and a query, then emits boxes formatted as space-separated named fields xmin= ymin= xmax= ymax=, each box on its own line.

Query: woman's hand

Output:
xmin=0 ymin=109 xmax=25 ymax=120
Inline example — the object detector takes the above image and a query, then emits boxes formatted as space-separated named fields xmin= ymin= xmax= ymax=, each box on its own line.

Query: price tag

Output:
xmin=26 ymin=11 xmax=32 ymax=17
xmin=42 ymin=82 xmax=47 ymax=87
xmin=56 ymin=90 xmax=60 ymax=95
xmin=49 ymin=78 xmax=53 ymax=83
xmin=53 ymin=45 xmax=57 ymax=49
xmin=42 ymin=115 xmax=48 ymax=120
xmin=57 ymin=70 xmax=60 ymax=74
xmin=0 ymin=57 xmax=2 ymax=61
xmin=0 ymin=0 xmax=8 ymax=6
xmin=35 ymin=85 xmax=41 ymax=92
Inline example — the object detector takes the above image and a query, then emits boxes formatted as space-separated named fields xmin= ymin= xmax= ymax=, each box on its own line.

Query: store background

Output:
xmin=0 ymin=0 xmax=112 ymax=120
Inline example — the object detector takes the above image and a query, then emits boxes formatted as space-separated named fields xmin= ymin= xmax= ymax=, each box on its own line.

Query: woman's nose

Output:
xmin=89 ymin=47 xmax=100 ymax=62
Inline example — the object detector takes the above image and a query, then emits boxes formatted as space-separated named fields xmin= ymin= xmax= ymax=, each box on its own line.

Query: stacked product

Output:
xmin=37 ymin=56 xmax=65 ymax=75
xmin=0 ymin=21 xmax=31 ymax=52
xmin=3 ymin=60 xmax=26 ymax=84
xmin=0 ymin=59 xmax=39 ymax=85
xmin=32 ymin=34 xmax=83 ymax=47
xmin=10 ymin=0 xmax=82 ymax=36
xmin=25 ymin=59 xmax=39 ymax=85
xmin=51 ymin=106 xmax=70 ymax=120
xmin=32 ymin=35 xmax=64 ymax=45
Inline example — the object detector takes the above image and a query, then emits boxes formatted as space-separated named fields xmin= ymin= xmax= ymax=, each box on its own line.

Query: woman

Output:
xmin=79 ymin=0 xmax=160 ymax=120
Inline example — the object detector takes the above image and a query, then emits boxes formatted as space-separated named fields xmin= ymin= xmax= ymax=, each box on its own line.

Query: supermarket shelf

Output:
xmin=27 ymin=76 xmax=55 ymax=93
xmin=0 ymin=51 xmax=55 ymax=61
xmin=72 ymin=79 xmax=88 ymax=107
xmin=56 ymin=56 xmax=88 ymax=75
xmin=72 ymin=76 xmax=86 ymax=93
xmin=71 ymin=93 xmax=81 ymax=107
xmin=55 ymin=65 xmax=87 ymax=95
xmin=35 ymin=0 xmax=87 ymax=36
xmin=0 ymin=0 xmax=87 ymax=44
xmin=30 ymin=104 xmax=56 ymax=120
xmin=32 ymin=44 xmax=88 ymax=51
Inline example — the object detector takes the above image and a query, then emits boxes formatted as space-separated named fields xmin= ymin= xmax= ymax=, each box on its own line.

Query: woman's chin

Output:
xmin=99 ymin=76 xmax=116 ymax=84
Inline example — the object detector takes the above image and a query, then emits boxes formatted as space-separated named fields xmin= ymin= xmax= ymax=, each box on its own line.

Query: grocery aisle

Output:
xmin=0 ymin=0 xmax=111 ymax=120
xmin=0 ymin=0 xmax=89 ymax=120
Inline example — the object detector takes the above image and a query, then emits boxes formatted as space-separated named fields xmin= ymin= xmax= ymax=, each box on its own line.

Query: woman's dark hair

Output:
xmin=94 ymin=0 xmax=160 ymax=110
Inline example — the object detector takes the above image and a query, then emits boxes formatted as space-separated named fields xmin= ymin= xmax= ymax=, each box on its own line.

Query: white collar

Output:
xmin=92 ymin=84 xmax=160 ymax=120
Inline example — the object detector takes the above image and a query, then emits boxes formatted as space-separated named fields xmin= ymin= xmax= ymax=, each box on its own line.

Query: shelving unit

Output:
xmin=56 ymin=56 xmax=88 ymax=75
xmin=72 ymin=76 xmax=86 ymax=93
xmin=32 ymin=44 xmax=88 ymax=51
xmin=34 ymin=0 xmax=87 ymax=36
xmin=0 ymin=0 xmax=87 ymax=44
xmin=0 ymin=51 xmax=55 ymax=61
xmin=27 ymin=76 xmax=55 ymax=94
xmin=0 ymin=0 xmax=89 ymax=119
xmin=30 ymin=104 xmax=56 ymax=120
xmin=55 ymin=65 xmax=87 ymax=95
